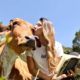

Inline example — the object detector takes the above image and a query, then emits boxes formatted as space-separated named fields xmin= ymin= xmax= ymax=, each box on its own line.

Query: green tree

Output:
xmin=72 ymin=30 xmax=80 ymax=52
xmin=63 ymin=46 xmax=72 ymax=54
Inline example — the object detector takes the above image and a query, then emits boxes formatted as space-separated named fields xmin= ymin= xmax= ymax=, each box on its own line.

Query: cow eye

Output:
xmin=13 ymin=22 xmax=18 ymax=25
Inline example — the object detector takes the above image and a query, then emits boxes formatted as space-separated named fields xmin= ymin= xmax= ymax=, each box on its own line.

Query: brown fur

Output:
xmin=9 ymin=58 xmax=32 ymax=80
xmin=0 ymin=18 xmax=34 ymax=80
xmin=8 ymin=18 xmax=34 ymax=54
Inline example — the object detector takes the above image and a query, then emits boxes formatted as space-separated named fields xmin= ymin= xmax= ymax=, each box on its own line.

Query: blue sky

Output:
xmin=0 ymin=0 xmax=80 ymax=47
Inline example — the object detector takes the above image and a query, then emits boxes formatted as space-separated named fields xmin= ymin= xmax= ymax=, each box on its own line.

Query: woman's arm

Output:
xmin=27 ymin=56 xmax=52 ymax=80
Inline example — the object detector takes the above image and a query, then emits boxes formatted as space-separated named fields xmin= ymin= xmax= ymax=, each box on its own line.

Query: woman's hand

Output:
xmin=52 ymin=74 xmax=67 ymax=80
xmin=51 ymin=69 xmax=75 ymax=80
xmin=66 ymin=70 xmax=75 ymax=77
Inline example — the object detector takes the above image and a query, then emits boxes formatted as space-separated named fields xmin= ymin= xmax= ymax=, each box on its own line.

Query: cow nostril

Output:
xmin=26 ymin=38 xmax=35 ymax=49
xmin=25 ymin=36 xmax=30 ymax=39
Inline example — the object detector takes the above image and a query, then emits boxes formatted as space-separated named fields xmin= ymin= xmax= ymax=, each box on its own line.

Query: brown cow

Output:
xmin=0 ymin=18 xmax=35 ymax=80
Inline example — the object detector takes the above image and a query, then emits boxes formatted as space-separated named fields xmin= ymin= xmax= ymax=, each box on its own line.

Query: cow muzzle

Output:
xmin=18 ymin=36 xmax=36 ymax=50
xmin=25 ymin=36 xmax=35 ymax=50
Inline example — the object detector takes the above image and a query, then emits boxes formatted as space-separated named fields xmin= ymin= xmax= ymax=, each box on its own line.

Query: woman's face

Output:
xmin=34 ymin=20 xmax=48 ymax=46
xmin=34 ymin=21 xmax=43 ymax=37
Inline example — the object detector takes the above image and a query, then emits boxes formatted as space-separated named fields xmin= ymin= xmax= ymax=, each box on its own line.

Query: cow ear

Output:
xmin=8 ymin=25 xmax=12 ymax=30
xmin=8 ymin=19 xmax=14 ymax=30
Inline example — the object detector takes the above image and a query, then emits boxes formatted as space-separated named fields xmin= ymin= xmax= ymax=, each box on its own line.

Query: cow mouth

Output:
xmin=18 ymin=37 xmax=36 ymax=50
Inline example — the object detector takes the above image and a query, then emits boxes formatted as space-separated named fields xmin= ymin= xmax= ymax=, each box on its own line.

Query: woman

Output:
xmin=27 ymin=18 xmax=72 ymax=80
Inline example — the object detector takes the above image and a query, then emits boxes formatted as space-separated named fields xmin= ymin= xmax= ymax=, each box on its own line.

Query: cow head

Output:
xmin=8 ymin=18 xmax=35 ymax=51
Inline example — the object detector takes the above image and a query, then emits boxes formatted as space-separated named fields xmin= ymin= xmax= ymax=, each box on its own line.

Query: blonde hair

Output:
xmin=40 ymin=18 xmax=55 ymax=55
xmin=39 ymin=18 xmax=56 ymax=72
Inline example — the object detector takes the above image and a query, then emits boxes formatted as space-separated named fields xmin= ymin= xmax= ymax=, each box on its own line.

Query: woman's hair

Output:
xmin=39 ymin=17 xmax=55 ymax=49
xmin=39 ymin=17 xmax=48 ymax=22
xmin=39 ymin=17 xmax=55 ymax=34
xmin=39 ymin=17 xmax=57 ymax=71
